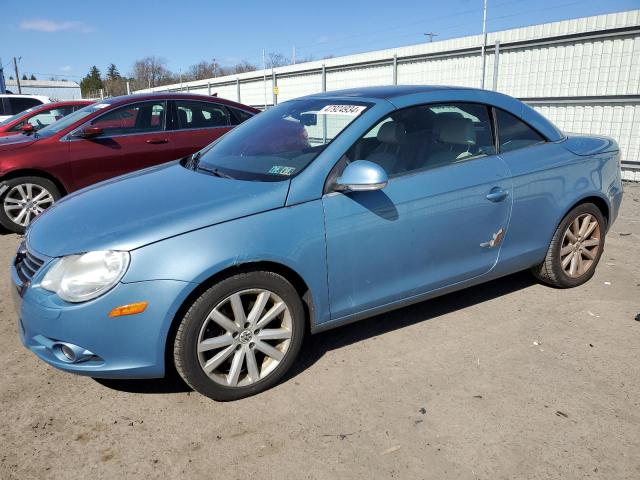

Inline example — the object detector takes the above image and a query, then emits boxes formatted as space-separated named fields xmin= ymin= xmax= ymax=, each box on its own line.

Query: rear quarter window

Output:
xmin=496 ymin=108 xmax=545 ymax=153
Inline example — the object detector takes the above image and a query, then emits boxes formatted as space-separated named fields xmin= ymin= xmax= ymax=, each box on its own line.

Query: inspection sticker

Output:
xmin=269 ymin=166 xmax=296 ymax=176
xmin=318 ymin=105 xmax=367 ymax=116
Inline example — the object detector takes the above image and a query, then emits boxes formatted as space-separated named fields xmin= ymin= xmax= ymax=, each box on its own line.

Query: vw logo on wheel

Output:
xmin=238 ymin=330 xmax=253 ymax=344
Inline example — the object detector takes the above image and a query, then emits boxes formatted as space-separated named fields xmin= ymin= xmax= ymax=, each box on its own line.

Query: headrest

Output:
xmin=438 ymin=116 xmax=476 ymax=146
xmin=377 ymin=121 xmax=406 ymax=144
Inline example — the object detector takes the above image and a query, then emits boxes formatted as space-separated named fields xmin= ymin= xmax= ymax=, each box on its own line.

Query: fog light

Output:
xmin=60 ymin=344 xmax=76 ymax=362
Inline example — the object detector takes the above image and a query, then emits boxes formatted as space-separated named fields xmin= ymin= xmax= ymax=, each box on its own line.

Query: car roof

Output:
xmin=103 ymin=92 xmax=259 ymax=112
xmin=307 ymin=85 xmax=473 ymax=100
xmin=305 ymin=85 xmax=564 ymax=142
xmin=0 ymin=94 xmax=51 ymax=102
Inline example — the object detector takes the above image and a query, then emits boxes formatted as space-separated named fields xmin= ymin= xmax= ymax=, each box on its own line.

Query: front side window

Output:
xmin=175 ymin=101 xmax=229 ymax=129
xmin=346 ymin=102 xmax=496 ymax=177
xmin=195 ymin=99 xmax=371 ymax=181
xmin=495 ymin=108 xmax=545 ymax=153
xmin=90 ymin=101 xmax=166 ymax=136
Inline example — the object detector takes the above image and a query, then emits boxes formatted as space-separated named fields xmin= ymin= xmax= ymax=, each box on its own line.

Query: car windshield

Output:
xmin=0 ymin=108 xmax=37 ymax=127
xmin=35 ymin=102 xmax=107 ymax=138
xmin=195 ymin=98 xmax=372 ymax=181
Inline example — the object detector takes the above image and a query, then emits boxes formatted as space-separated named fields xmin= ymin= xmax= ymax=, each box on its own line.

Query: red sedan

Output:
xmin=0 ymin=100 xmax=94 ymax=137
xmin=0 ymin=93 xmax=258 ymax=233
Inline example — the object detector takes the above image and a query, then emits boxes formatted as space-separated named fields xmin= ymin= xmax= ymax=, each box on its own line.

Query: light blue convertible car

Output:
xmin=11 ymin=86 xmax=623 ymax=400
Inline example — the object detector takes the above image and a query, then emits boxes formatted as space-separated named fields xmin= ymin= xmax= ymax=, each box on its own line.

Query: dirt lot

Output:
xmin=1 ymin=184 xmax=639 ymax=480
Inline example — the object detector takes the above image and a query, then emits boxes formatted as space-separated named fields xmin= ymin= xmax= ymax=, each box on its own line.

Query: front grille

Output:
xmin=15 ymin=243 xmax=46 ymax=284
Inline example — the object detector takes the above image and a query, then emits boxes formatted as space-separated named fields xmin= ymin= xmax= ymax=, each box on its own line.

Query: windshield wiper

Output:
xmin=197 ymin=165 xmax=235 ymax=179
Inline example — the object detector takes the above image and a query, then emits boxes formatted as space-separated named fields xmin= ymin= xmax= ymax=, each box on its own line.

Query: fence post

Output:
xmin=126 ymin=80 xmax=131 ymax=95
xmin=236 ymin=78 xmax=241 ymax=102
xmin=393 ymin=54 xmax=398 ymax=85
xmin=207 ymin=82 xmax=211 ymax=96
xmin=321 ymin=64 xmax=326 ymax=92
xmin=272 ymin=71 xmax=278 ymax=105
xmin=100 ymin=88 xmax=104 ymax=99
xmin=492 ymin=40 xmax=500 ymax=91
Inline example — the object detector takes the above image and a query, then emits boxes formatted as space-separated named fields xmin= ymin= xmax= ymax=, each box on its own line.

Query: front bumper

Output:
xmin=10 ymin=259 xmax=194 ymax=379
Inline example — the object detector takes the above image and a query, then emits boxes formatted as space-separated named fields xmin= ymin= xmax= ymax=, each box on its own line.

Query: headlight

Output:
xmin=40 ymin=251 xmax=130 ymax=303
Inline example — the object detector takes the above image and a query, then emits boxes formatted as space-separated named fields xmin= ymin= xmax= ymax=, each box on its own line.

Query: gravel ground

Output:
xmin=1 ymin=184 xmax=639 ymax=480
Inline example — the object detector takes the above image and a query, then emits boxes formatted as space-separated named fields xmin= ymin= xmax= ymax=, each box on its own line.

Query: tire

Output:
xmin=0 ymin=176 xmax=61 ymax=234
xmin=532 ymin=202 xmax=606 ymax=288
xmin=173 ymin=271 xmax=305 ymax=401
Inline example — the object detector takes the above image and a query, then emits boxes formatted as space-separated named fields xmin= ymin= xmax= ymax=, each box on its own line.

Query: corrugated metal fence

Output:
xmin=137 ymin=10 xmax=640 ymax=177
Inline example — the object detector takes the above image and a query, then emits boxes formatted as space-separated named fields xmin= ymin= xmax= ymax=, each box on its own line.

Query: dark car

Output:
xmin=0 ymin=93 xmax=258 ymax=233
xmin=0 ymin=100 xmax=94 ymax=137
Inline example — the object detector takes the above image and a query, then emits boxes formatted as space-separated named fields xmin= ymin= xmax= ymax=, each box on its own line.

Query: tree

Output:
xmin=80 ymin=66 xmax=104 ymax=97
xmin=186 ymin=60 xmax=221 ymax=81
xmin=21 ymin=74 xmax=28 ymax=80
xmin=106 ymin=63 xmax=121 ymax=80
xmin=266 ymin=52 xmax=289 ymax=69
xmin=29 ymin=74 xmax=37 ymax=80
xmin=130 ymin=56 xmax=172 ymax=89
xmin=230 ymin=61 xmax=257 ymax=74
xmin=104 ymin=63 xmax=127 ymax=96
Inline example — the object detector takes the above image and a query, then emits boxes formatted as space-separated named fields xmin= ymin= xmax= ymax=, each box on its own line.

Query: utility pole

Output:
xmin=0 ymin=58 xmax=6 ymax=94
xmin=13 ymin=57 xmax=22 ymax=94
xmin=480 ymin=0 xmax=488 ymax=89
xmin=424 ymin=32 xmax=438 ymax=43
xmin=262 ymin=49 xmax=267 ymax=110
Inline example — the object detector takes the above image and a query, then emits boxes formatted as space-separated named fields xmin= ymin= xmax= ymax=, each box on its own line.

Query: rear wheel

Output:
xmin=0 ymin=176 xmax=60 ymax=233
xmin=532 ymin=203 xmax=605 ymax=288
xmin=173 ymin=271 xmax=305 ymax=401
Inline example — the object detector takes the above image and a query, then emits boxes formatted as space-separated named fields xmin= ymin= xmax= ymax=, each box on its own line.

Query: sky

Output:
xmin=1 ymin=0 xmax=639 ymax=82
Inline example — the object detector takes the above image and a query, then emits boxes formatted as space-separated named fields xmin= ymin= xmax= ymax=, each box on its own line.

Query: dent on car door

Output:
xmin=68 ymin=100 xmax=174 ymax=189
xmin=170 ymin=100 xmax=233 ymax=158
xmin=322 ymin=102 xmax=513 ymax=320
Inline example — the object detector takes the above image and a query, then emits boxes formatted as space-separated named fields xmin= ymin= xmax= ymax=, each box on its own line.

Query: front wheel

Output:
xmin=532 ymin=203 xmax=606 ymax=288
xmin=173 ymin=271 xmax=305 ymax=401
xmin=0 ymin=176 xmax=60 ymax=234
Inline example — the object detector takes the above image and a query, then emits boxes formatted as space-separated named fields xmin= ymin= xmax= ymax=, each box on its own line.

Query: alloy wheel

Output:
xmin=197 ymin=289 xmax=293 ymax=387
xmin=560 ymin=213 xmax=601 ymax=278
xmin=3 ymin=183 xmax=55 ymax=227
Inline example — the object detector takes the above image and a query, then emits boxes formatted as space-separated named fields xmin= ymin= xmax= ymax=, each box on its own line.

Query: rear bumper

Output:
xmin=11 ymin=261 xmax=194 ymax=379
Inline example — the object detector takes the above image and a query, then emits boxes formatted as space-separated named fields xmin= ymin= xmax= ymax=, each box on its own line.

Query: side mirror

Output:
xmin=335 ymin=160 xmax=388 ymax=192
xmin=75 ymin=125 xmax=103 ymax=138
xmin=20 ymin=123 xmax=34 ymax=133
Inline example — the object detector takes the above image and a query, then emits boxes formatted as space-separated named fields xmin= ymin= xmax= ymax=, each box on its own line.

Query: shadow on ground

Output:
xmin=96 ymin=271 xmax=536 ymax=396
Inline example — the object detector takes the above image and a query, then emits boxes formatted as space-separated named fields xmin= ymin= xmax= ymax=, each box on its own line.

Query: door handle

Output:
xmin=146 ymin=138 xmax=168 ymax=144
xmin=486 ymin=187 xmax=509 ymax=202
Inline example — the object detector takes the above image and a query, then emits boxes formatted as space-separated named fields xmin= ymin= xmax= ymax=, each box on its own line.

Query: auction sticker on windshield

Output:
xmin=318 ymin=105 xmax=367 ymax=116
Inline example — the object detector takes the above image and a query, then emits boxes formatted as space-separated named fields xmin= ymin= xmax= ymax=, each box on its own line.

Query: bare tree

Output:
xmin=186 ymin=60 xmax=223 ymax=81
xmin=230 ymin=60 xmax=257 ymax=74
xmin=266 ymin=52 xmax=290 ymax=69
xmin=131 ymin=56 xmax=172 ymax=89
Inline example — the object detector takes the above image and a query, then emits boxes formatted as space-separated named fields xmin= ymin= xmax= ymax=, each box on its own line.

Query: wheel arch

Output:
xmin=0 ymin=168 xmax=69 ymax=196
xmin=564 ymin=194 xmax=610 ymax=230
xmin=163 ymin=260 xmax=315 ymax=377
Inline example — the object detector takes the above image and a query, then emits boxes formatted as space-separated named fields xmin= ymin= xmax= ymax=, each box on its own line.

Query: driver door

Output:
xmin=322 ymin=102 xmax=513 ymax=320
xmin=69 ymin=100 xmax=175 ymax=190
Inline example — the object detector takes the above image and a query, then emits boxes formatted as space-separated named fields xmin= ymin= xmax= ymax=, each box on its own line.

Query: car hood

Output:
xmin=0 ymin=133 xmax=38 ymax=152
xmin=28 ymin=162 xmax=291 ymax=257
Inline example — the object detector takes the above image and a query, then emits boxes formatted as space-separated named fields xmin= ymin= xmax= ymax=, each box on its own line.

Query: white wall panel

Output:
xmin=534 ymin=103 xmax=640 ymax=163
xmin=136 ymin=10 xmax=640 ymax=165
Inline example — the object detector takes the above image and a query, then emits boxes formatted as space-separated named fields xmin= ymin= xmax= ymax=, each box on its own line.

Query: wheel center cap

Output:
xmin=239 ymin=329 xmax=253 ymax=344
